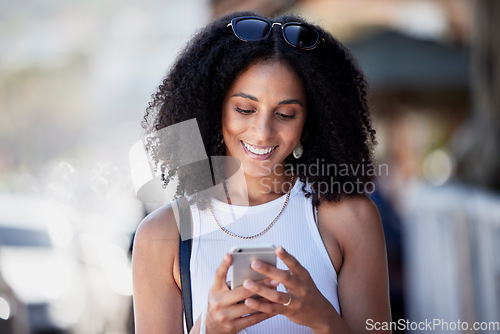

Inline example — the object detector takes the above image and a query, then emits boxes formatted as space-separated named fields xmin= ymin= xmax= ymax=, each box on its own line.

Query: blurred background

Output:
xmin=1 ymin=0 xmax=499 ymax=333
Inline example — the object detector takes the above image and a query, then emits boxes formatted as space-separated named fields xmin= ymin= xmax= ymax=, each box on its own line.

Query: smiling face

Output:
xmin=221 ymin=60 xmax=307 ymax=179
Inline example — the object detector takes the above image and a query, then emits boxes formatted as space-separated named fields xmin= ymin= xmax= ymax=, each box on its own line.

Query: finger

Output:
xmin=222 ymin=285 xmax=265 ymax=306
xmin=212 ymin=300 xmax=263 ymax=320
xmin=276 ymin=246 xmax=310 ymax=279
xmin=213 ymin=254 xmax=232 ymax=290
xmin=242 ymin=280 xmax=290 ymax=305
xmin=248 ymin=277 xmax=280 ymax=289
xmin=210 ymin=279 xmax=277 ymax=311
xmin=220 ymin=278 xmax=278 ymax=306
xmin=232 ymin=310 xmax=275 ymax=330
xmin=261 ymin=277 xmax=280 ymax=289
xmin=244 ymin=295 xmax=294 ymax=316
xmin=250 ymin=260 xmax=299 ymax=290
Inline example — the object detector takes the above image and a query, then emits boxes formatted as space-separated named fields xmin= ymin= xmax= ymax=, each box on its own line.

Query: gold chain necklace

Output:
xmin=208 ymin=175 xmax=295 ymax=240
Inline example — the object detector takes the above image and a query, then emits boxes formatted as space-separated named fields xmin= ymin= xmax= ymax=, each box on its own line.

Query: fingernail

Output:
xmin=277 ymin=246 xmax=285 ymax=255
xmin=251 ymin=260 xmax=261 ymax=269
xmin=245 ymin=298 xmax=256 ymax=307
xmin=224 ymin=254 xmax=230 ymax=262
xmin=270 ymin=279 xmax=279 ymax=287
xmin=243 ymin=280 xmax=254 ymax=288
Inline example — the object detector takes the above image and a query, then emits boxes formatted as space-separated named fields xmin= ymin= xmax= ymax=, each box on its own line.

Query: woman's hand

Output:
xmin=205 ymin=254 xmax=278 ymax=334
xmin=241 ymin=247 xmax=342 ymax=334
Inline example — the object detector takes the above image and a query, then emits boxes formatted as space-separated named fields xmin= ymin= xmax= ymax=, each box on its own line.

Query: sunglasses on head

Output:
xmin=227 ymin=16 xmax=323 ymax=50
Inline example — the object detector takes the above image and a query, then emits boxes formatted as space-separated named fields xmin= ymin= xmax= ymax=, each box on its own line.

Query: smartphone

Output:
xmin=230 ymin=244 xmax=276 ymax=290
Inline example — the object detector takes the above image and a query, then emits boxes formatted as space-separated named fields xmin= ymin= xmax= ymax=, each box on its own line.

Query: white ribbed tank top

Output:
xmin=189 ymin=180 xmax=340 ymax=333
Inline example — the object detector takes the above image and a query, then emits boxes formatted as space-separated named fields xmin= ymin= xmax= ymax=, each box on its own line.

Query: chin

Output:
xmin=240 ymin=163 xmax=274 ymax=179
xmin=243 ymin=157 xmax=289 ymax=178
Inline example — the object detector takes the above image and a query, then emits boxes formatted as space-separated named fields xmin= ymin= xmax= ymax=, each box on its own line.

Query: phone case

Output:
xmin=230 ymin=245 xmax=276 ymax=290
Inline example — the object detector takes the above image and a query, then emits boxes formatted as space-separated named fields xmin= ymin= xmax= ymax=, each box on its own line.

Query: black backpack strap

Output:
xmin=176 ymin=198 xmax=193 ymax=333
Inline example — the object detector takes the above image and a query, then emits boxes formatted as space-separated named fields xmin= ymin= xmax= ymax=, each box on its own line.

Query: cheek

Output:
xmin=221 ymin=110 xmax=232 ymax=137
xmin=288 ymin=130 xmax=303 ymax=147
xmin=222 ymin=113 xmax=245 ymax=138
xmin=288 ymin=118 xmax=307 ymax=144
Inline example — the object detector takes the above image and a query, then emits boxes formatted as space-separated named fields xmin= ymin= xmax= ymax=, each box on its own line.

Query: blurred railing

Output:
xmin=403 ymin=181 xmax=500 ymax=333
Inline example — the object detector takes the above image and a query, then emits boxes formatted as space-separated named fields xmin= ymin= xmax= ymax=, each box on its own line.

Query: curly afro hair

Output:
xmin=142 ymin=11 xmax=377 ymax=207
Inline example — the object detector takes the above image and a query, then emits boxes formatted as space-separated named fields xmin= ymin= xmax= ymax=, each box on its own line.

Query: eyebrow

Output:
xmin=231 ymin=92 xmax=304 ymax=106
xmin=278 ymin=99 xmax=304 ymax=107
xmin=231 ymin=92 xmax=258 ymax=102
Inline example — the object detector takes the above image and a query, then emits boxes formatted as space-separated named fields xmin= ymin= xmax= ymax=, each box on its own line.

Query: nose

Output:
xmin=251 ymin=112 xmax=274 ymax=142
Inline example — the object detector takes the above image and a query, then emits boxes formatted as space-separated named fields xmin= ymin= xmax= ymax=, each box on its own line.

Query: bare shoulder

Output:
xmin=317 ymin=195 xmax=384 ymax=257
xmin=318 ymin=194 xmax=380 ymax=225
xmin=133 ymin=202 xmax=181 ymax=290
xmin=135 ymin=202 xmax=179 ymax=244
xmin=318 ymin=194 xmax=381 ymax=230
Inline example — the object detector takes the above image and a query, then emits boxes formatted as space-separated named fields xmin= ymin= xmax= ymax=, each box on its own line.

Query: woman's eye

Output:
xmin=235 ymin=107 xmax=255 ymax=114
xmin=276 ymin=112 xmax=295 ymax=120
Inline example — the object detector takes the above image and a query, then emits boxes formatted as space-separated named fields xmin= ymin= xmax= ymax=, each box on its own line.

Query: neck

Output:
xmin=223 ymin=167 xmax=293 ymax=206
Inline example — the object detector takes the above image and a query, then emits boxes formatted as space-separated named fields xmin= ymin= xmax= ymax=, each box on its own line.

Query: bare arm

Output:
xmin=318 ymin=195 xmax=392 ymax=333
xmin=132 ymin=204 xmax=184 ymax=334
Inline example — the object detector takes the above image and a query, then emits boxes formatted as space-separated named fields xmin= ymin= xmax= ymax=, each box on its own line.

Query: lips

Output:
xmin=241 ymin=141 xmax=277 ymax=155
xmin=241 ymin=140 xmax=278 ymax=159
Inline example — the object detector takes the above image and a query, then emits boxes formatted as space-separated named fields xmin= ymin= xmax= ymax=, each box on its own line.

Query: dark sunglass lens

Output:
xmin=284 ymin=25 xmax=320 ymax=49
xmin=233 ymin=18 xmax=271 ymax=41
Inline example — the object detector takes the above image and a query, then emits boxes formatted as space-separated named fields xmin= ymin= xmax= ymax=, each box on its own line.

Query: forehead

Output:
xmin=227 ymin=60 xmax=305 ymax=100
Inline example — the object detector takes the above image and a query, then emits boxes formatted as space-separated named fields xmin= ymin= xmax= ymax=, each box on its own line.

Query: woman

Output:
xmin=133 ymin=11 xmax=391 ymax=334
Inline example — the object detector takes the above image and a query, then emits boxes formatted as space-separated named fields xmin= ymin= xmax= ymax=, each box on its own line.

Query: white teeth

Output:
xmin=243 ymin=141 xmax=275 ymax=155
